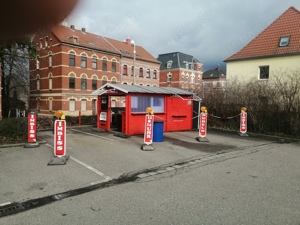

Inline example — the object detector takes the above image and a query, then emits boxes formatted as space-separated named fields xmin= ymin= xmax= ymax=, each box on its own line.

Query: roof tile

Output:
xmin=225 ymin=7 xmax=300 ymax=61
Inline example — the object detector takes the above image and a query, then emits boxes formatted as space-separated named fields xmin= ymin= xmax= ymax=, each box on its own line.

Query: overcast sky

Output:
xmin=66 ymin=0 xmax=300 ymax=71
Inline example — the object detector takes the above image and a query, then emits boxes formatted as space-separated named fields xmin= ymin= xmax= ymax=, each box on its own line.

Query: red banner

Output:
xmin=240 ymin=112 xmax=247 ymax=134
xmin=144 ymin=114 xmax=154 ymax=145
xmin=27 ymin=112 xmax=37 ymax=143
xmin=199 ymin=113 xmax=208 ymax=138
xmin=54 ymin=120 xmax=66 ymax=157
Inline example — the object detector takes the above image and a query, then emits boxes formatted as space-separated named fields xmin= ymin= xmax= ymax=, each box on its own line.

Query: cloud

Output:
xmin=68 ymin=0 xmax=300 ymax=70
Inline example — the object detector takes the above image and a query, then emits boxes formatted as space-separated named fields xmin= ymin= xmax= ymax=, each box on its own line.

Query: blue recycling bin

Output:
xmin=153 ymin=120 xmax=164 ymax=142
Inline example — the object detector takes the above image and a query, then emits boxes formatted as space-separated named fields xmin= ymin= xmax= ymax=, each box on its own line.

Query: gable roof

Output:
xmin=51 ymin=25 xmax=120 ymax=55
xmin=105 ymin=38 xmax=160 ymax=64
xmin=91 ymin=83 xmax=195 ymax=96
xmin=225 ymin=7 xmax=300 ymax=62
xmin=203 ymin=67 xmax=226 ymax=79
xmin=157 ymin=52 xmax=202 ymax=70
xmin=47 ymin=25 xmax=158 ymax=63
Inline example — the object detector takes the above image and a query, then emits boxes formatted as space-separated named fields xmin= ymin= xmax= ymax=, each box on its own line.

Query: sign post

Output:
xmin=239 ymin=112 xmax=248 ymax=136
xmin=48 ymin=111 xmax=69 ymax=165
xmin=238 ymin=107 xmax=249 ymax=136
xmin=144 ymin=114 xmax=154 ymax=145
xmin=196 ymin=106 xmax=209 ymax=142
xmin=141 ymin=107 xmax=155 ymax=151
xmin=54 ymin=120 xmax=66 ymax=157
xmin=24 ymin=112 xmax=40 ymax=148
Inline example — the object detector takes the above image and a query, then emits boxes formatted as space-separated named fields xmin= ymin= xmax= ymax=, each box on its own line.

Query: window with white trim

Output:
xmin=131 ymin=96 xmax=164 ymax=113
xmin=259 ymin=66 xmax=269 ymax=80
xmin=69 ymin=99 xmax=75 ymax=111
xmin=81 ymin=99 xmax=87 ymax=111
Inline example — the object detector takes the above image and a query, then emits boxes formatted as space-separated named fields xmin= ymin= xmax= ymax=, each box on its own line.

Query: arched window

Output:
xmin=81 ymin=74 xmax=87 ymax=90
xmin=92 ymin=75 xmax=98 ymax=90
xmin=92 ymin=56 xmax=97 ymax=70
xmin=48 ymin=52 xmax=52 ymax=67
xmin=81 ymin=53 xmax=87 ymax=68
xmin=36 ymin=56 xmax=40 ymax=70
xmin=69 ymin=73 xmax=76 ymax=89
xmin=167 ymin=73 xmax=172 ymax=82
xmin=49 ymin=73 xmax=53 ymax=90
xmin=146 ymin=69 xmax=150 ymax=78
xmin=102 ymin=76 xmax=107 ymax=85
xmin=139 ymin=68 xmax=143 ymax=77
xmin=48 ymin=97 xmax=53 ymax=112
xmin=102 ymin=58 xmax=107 ymax=71
xmin=111 ymin=77 xmax=117 ymax=84
xmin=123 ymin=65 xmax=128 ymax=75
xmin=153 ymin=70 xmax=157 ymax=79
xmin=36 ymin=75 xmax=40 ymax=91
xmin=112 ymin=59 xmax=117 ymax=72
xmin=69 ymin=51 xmax=75 ymax=67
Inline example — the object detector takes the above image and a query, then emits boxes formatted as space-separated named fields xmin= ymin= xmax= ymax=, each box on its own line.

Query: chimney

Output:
xmin=70 ymin=25 xmax=75 ymax=29
xmin=125 ymin=38 xmax=131 ymax=45
xmin=81 ymin=27 xmax=86 ymax=32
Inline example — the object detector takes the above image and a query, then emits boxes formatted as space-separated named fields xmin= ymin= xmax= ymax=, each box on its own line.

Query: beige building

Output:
xmin=224 ymin=7 xmax=300 ymax=82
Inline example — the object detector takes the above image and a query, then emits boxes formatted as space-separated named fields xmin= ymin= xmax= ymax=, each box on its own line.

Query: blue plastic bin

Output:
xmin=153 ymin=120 xmax=164 ymax=142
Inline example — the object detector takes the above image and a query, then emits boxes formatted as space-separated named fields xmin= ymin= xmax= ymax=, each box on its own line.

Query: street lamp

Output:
xmin=131 ymin=40 xmax=136 ymax=85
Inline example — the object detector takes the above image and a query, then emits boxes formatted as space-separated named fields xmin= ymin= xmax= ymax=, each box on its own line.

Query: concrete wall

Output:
xmin=226 ymin=55 xmax=300 ymax=82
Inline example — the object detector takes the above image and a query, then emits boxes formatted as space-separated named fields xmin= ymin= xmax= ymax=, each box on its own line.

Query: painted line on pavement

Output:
xmin=0 ymin=202 xmax=11 ymax=207
xmin=70 ymin=156 xmax=112 ymax=181
xmin=45 ymin=143 xmax=112 ymax=182
xmin=70 ymin=129 xmax=119 ymax=142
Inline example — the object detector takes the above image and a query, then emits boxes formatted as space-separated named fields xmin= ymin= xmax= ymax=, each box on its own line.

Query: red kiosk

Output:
xmin=92 ymin=84 xmax=201 ymax=136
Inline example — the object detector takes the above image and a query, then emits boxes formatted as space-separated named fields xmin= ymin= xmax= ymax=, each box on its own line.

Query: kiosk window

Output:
xmin=131 ymin=96 xmax=164 ymax=113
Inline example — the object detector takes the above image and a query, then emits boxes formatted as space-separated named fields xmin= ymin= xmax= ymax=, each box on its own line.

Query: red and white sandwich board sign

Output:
xmin=28 ymin=112 xmax=37 ymax=143
xmin=54 ymin=120 xmax=66 ymax=157
xmin=144 ymin=114 xmax=154 ymax=145
xmin=199 ymin=113 xmax=208 ymax=138
xmin=240 ymin=112 xmax=247 ymax=134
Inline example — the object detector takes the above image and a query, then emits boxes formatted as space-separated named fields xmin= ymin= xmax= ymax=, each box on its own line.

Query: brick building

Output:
xmin=157 ymin=52 xmax=203 ymax=94
xmin=29 ymin=25 xmax=160 ymax=115
xmin=202 ymin=66 xmax=226 ymax=99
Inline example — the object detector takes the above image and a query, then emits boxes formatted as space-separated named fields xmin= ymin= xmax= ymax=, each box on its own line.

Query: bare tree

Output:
xmin=0 ymin=40 xmax=36 ymax=118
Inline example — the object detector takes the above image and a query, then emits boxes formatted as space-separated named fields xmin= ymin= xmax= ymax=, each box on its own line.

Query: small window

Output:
xmin=167 ymin=73 xmax=172 ymax=82
xmin=48 ymin=53 xmax=52 ymax=67
xmin=81 ymin=99 xmax=87 ymax=111
xmin=69 ymin=52 xmax=75 ymax=67
xmin=259 ymin=66 xmax=269 ymax=80
xmin=74 ymin=37 xmax=78 ymax=44
xmin=112 ymin=60 xmax=117 ymax=72
xmin=36 ymin=75 xmax=40 ymax=91
xmin=153 ymin=70 xmax=157 ymax=79
xmin=81 ymin=55 xmax=87 ymax=68
xmin=181 ymin=74 xmax=185 ymax=81
xmin=279 ymin=36 xmax=290 ymax=47
xmin=112 ymin=78 xmax=117 ymax=84
xmin=123 ymin=65 xmax=128 ymax=75
xmin=92 ymin=77 xmax=97 ymax=90
xmin=139 ymin=68 xmax=143 ymax=77
xmin=92 ymin=57 xmax=97 ymax=70
xmin=191 ymin=75 xmax=195 ymax=83
xmin=69 ymin=74 xmax=75 ymax=89
xmin=167 ymin=60 xmax=173 ymax=69
xmin=102 ymin=77 xmax=107 ymax=85
xmin=36 ymin=57 xmax=40 ymax=70
xmin=146 ymin=69 xmax=150 ymax=78
xmin=69 ymin=99 xmax=75 ymax=111
xmin=102 ymin=58 xmax=107 ymax=71
xmin=81 ymin=76 xmax=87 ymax=90
xmin=49 ymin=73 xmax=53 ymax=90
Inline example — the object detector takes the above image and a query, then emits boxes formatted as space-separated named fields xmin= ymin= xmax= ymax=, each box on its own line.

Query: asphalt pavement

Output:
xmin=0 ymin=126 xmax=293 ymax=218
